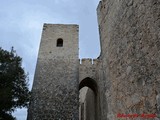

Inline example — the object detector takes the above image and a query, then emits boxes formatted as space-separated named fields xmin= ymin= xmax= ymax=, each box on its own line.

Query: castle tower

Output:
xmin=27 ymin=24 xmax=79 ymax=119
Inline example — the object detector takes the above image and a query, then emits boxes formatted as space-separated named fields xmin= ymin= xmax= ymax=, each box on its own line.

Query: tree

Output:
xmin=0 ymin=47 xmax=30 ymax=120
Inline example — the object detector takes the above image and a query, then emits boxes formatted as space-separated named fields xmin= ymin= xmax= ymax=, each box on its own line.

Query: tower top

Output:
xmin=38 ymin=24 xmax=79 ymax=59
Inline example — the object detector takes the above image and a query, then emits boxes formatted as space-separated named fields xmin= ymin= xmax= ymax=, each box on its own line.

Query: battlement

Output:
xmin=79 ymin=58 xmax=98 ymax=81
xmin=79 ymin=58 xmax=99 ymax=65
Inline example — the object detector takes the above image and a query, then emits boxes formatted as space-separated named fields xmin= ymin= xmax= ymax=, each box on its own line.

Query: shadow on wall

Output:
xmin=79 ymin=77 xmax=98 ymax=95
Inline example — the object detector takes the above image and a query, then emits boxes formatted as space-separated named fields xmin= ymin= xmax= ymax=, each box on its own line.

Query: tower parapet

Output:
xmin=80 ymin=58 xmax=99 ymax=65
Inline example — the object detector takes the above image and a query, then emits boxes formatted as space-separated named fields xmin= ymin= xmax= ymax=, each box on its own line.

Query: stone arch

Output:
xmin=79 ymin=77 xmax=98 ymax=120
xmin=79 ymin=77 xmax=98 ymax=95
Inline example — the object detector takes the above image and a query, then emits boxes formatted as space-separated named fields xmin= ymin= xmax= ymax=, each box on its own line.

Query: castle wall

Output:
xmin=79 ymin=87 xmax=88 ymax=120
xmin=79 ymin=87 xmax=96 ymax=120
xmin=85 ymin=88 xmax=96 ymax=120
xmin=97 ymin=0 xmax=160 ymax=119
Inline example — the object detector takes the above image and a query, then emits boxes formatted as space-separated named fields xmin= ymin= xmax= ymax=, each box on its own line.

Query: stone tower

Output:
xmin=27 ymin=24 xmax=79 ymax=119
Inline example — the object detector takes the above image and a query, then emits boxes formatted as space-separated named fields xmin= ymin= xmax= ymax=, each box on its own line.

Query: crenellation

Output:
xmin=93 ymin=59 xmax=99 ymax=65
xmin=80 ymin=58 xmax=99 ymax=65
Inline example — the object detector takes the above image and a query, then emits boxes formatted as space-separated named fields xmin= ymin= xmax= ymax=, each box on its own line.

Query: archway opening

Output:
xmin=79 ymin=77 xmax=98 ymax=120
xmin=79 ymin=77 xmax=98 ymax=95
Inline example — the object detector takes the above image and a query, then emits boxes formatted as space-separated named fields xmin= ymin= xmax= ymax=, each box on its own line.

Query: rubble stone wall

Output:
xmin=97 ymin=0 xmax=160 ymax=119
xmin=27 ymin=24 xmax=79 ymax=120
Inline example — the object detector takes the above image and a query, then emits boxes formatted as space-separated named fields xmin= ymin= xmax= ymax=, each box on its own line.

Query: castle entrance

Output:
xmin=79 ymin=77 xmax=98 ymax=120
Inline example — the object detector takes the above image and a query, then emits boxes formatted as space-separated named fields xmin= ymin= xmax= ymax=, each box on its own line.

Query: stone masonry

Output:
xmin=27 ymin=24 xmax=79 ymax=119
xmin=97 ymin=0 xmax=160 ymax=119
xmin=28 ymin=0 xmax=160 ymax=119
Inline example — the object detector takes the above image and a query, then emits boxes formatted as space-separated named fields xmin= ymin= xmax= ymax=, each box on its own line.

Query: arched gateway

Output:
xmin=79 ymin=77 xmax=98 ymax=120
xmin=79 ymin=77 xmax=98 ymax=95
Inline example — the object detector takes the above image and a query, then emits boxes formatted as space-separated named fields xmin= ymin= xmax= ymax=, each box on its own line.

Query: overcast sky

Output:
xmin=0 ymin=0 xmax=100 ymax=119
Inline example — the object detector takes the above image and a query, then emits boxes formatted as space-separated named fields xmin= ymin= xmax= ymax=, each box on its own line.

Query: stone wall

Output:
xmin=79 ymin=59 xmax=98 ymax=82
xmin=79 ymin=87 xmax=88 ymax=120
xmin=97 ymin=0 xmax=160 ymax=119
xmin=27 ymin=24 xmax=79 ymax=120
xmin=79 ymin=87 xmax=96 ymax=120
xmin=85 ymin=88 xmax=96 ymax=120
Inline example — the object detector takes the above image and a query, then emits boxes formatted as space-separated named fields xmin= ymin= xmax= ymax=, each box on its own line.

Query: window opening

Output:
xmin=57 ymin=38 xmax=63 ymax=47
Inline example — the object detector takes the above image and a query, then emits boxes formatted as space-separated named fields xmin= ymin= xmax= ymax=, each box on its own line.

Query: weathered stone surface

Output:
xmin=27 ymin=24 xmax=79 ymax=120
xmin=97 ymin=0 xmax=160 ymax=119
xmin=28 ymin=0 xmax=160 ymax=119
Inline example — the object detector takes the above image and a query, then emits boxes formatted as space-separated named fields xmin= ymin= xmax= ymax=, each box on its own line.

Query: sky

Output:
xmin=0 ymin=0 xmax=100 ymax=119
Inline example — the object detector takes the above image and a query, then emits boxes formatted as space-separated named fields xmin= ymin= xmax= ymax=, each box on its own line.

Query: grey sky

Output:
xmin=0 ymin=0 xmax=100 ymax=119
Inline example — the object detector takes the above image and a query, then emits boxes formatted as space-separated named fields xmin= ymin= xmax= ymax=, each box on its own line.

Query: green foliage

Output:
xmin=0 ymin=47 xmax=30 ymax=120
